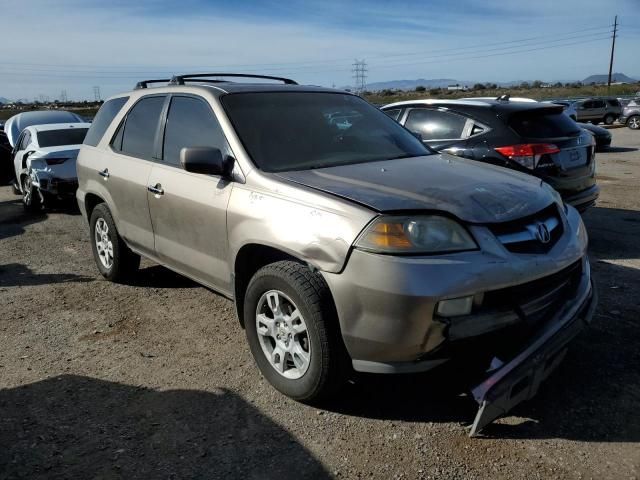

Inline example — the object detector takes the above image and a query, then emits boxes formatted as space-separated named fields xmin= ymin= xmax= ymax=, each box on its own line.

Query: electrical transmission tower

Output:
xmin=352 ymin=59 xmax=367 ymax=95
xmin=93 ymin=86 xmax=101 ymax=102
xmin=60 ymin=90 xmax=68 ymax=103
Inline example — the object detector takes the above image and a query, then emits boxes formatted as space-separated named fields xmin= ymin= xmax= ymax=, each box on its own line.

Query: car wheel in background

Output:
xmin=627 ymin=115 xmax=640 ymax=130
xmin=21 ymin=175 xmax=42 ymax=213
xmin=603 ymin=114 xmax=615 ymax=125
xmin=89 ymin=203 xmax=140 ymax=282
xmin=244 ymin=261 xmax=347 ymax=402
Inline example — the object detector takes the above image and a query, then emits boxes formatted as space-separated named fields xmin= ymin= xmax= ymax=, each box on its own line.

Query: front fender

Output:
xmin=227 ymin=182 xmax=375 ymax=274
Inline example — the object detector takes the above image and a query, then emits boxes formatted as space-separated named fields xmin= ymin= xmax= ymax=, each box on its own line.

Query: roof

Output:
xmin=383 ymin=99 xmax=492 ymax=109
xmin=382 ymin=98 xmax=563 ymax=114
xmin=4 ymin=110 xmax=85 ymax=147
xmin=28 ymin=122 xmax=91 ymax=133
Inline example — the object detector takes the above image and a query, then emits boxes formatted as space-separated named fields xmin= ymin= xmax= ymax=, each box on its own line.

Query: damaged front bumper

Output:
xmin=469 ymin=262 xmax=596 ymax=436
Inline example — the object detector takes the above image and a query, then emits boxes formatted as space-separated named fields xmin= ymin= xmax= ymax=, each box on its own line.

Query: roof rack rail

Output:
xmin=496 ymin=94 xmax=511 ymax=102
xmin=135 ymin=79 xmax=171 ymax=90
xmin=169 ymin=73 xmax=298 ymax=86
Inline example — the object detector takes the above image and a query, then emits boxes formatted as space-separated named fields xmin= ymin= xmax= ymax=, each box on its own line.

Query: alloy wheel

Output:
xmin=255 ymin=290 xmax=311 ymax=379
xmin=94 ymin=218 xmax=114 ymax=269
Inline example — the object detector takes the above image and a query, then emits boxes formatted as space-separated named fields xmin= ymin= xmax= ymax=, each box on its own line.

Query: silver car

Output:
xmin=76 ymin=74 xmax=596 ymax=435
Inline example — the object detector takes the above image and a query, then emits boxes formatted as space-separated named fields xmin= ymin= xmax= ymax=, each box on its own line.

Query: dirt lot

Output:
xmin=1 ymin=129 xmax=639 ymax=479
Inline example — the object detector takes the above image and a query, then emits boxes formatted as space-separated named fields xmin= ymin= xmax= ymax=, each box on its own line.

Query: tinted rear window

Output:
xmin=37 ymin=128 xmax=89 ymax=147
xmin=84 ymin=97 xmax=129 ymax=146
xmin=509 ymin=110 xmax=580 ymax=138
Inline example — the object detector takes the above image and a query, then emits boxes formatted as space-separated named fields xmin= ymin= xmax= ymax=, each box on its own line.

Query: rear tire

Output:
xmin=603 ymin=114 xmax=615 ymax=125
xmin=89 ymin=203 xmax=140 ymax=282
xmin=244 ymin=261 xmax=347 ymax=402
xmin=21 ymin=175 xmax=42 ymax=213
xmin=627 ymin=115 xmax=640 ymax=130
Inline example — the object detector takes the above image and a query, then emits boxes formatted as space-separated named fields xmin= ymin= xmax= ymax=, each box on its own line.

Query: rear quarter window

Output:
xmin=83 ymin=97 xmax=129 ymax=147
xmin=509 ymin=110 xmax=581 ymax=138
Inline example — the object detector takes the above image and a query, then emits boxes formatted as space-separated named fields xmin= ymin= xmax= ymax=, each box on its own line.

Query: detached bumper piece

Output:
xmin=469 ymin=275 xmax=596 ymax=437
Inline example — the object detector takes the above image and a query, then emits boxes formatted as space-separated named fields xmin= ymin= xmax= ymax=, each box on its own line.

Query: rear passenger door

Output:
xmin=147 ymin=95 xmax=234 ymax=294
xmin=106 ymin=94 xmax=166 ymax=257
xmin=402 ymin=107 xmax=474 ymax=155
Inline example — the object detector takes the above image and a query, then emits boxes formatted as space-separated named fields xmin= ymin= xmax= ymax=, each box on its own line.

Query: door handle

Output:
xmin=147 ymin=183 xmax=164 ymax=195
xmin=99 ymin=168 xmax=110 ymax=179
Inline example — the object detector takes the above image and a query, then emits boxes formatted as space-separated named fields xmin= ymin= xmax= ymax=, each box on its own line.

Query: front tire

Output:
xmin=89 ymin=203 xmax=140 ymax=282
xmin=244 ymin=261 xmax=347 ymax=402
xmin=603 ymin=114 xmax=615 ymax=125
xmin=627 ymin=115 xmax=640 ymax=130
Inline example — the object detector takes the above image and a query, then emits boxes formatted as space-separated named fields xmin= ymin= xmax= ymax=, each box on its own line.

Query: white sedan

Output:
xmin=12 ymin=122 xmax=90 ymax=211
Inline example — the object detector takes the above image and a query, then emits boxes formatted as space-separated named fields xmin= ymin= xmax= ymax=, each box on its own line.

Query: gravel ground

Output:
xmin=1 ymin=128 xmax=639 ymax=479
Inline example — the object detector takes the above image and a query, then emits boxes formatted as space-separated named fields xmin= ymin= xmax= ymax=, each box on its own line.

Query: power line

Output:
xmin=0 ymin=30 xmax=613 ymax=80
xmin=0 ymin=25 xmax=614 ymax=76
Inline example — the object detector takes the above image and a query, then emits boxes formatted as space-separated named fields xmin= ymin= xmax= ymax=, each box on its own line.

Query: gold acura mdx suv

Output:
xmin=76 ymin=74 xmax=596 ymax=434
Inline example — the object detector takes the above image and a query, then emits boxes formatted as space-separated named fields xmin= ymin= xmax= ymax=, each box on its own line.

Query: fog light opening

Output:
xmin=436 ymin=296 xmax=474 ymax=317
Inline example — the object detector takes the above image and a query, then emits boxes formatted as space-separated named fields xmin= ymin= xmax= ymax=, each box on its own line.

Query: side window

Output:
xmin=470 ymin=123 xmax=486 ymax=136
xmin=383 ymin=108 xmax=401 ymax=121
xmin=581 ymin=101 xmax=592 ymax=109
xmin=84 ymin=96 xmax=129 ymax=147
xmin=162 ymin=96 xmax=230 ymax=167
xmin=115 ymin=95 xmax=166 ymax=159
xmin=594 ymin=100 xmax=606 ymax=108
xmin=405 ymin=109 xmax=468 ymax=141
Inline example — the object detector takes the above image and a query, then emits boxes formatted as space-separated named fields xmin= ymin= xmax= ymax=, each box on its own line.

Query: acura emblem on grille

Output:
xmin=536 ymin=223 xmax=551 ymax=244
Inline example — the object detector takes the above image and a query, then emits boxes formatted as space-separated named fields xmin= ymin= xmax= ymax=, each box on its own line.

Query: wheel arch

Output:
xmin=233 ymin=243 xmax=333 ymax=329
xmin=84 ymin=192 xmax=105 ymax=221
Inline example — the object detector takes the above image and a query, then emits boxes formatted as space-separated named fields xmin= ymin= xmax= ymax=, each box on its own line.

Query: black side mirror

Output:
xmin=180 ymin=147 xmax=233 ymax=176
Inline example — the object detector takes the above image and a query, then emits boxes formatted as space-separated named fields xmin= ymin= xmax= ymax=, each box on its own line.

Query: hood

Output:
xmin=275 ymin=155 xmax=553 ymax=224
xmin=4 ymin=111 xmax=85 ymax=147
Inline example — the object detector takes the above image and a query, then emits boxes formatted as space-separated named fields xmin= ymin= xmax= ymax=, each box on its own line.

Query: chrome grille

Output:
xmin=488 ymin=204 xmax=563 ymax=254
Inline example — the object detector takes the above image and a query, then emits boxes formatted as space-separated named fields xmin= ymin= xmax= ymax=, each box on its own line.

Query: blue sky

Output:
xmin=1 ymin=0 xmax=639 ymax=100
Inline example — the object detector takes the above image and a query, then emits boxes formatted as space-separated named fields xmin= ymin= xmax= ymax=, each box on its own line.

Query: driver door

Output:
xmin=147 ymin=95 xmax=235 ymax=294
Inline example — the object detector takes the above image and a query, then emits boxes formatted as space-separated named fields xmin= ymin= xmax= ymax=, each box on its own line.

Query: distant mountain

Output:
xmin=0 ymin=97 xmax=10 ymax=104
xmin=582 ymin=73 xmax=637 ymax=84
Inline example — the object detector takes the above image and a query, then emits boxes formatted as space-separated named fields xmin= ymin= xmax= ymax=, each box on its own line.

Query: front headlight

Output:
xmin=355 ymin=215 xmax=477 ymax=254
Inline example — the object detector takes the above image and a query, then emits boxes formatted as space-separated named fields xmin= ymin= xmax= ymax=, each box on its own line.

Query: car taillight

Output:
xmin=45 ymin=158 xmax=68 ymax=165
xmin=494 ymin=144 xmax=560 ymax=169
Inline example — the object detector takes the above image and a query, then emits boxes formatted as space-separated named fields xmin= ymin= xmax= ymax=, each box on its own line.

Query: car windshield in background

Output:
xmin=37 ymin=128 xmax=89 ymax=147
xmin=222 ymin=92 xmax=430 ymax=172
xmin=509 ymin=110 xmax=581 ymax=139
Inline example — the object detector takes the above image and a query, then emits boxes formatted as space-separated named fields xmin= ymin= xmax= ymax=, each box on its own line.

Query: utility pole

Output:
xmin=93 ymin=86 xmax=101 ymax=102
xmin=352 ymin=59 xmax=367 ymax=95
xmin=607 ymin=15 xmax=618 ymax=91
